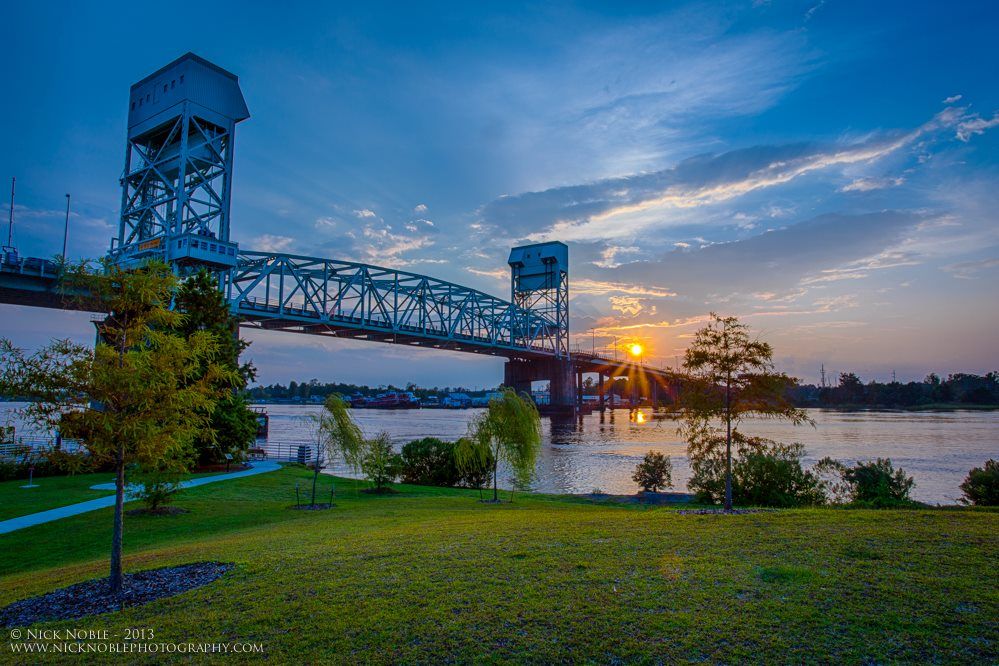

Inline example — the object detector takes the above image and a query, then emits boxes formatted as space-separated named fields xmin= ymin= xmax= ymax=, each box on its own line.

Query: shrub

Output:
xmin=960 ymin=459 xmax=999 ymax=506
xmin=400 ymin=438 xmax=461 ymax=486
xmin=632 ymin=451 xmax=673 ymax=492
xmin=135 ymin=466 xmax=184 ymax=512
xmin=733 ymin=443 xmax=826 ymax=507
xmin=841 ymin=458 xmax=915 ymax=507
xmin=816 ymin=457 xmax=916 ymax=507
xmin=688 ymin=434 xmax=826 ymax=507
xmin=359 ymin=433 xmax=403 ymax=492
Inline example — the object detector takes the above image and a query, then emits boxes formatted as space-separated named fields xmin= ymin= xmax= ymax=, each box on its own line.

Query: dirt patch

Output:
xmin=675 ymin=508 xmax=772 ymax=515
xmin=581 ymin=491 xmax=696 ymax=505
xmin=0 ymin=562 xmax=233 ymax=627
xmin=125 ymin=506 xmax=190 ymax=517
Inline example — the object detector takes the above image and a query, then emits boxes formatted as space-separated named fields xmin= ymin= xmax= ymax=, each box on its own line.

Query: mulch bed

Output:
xmin=675 ymin=508 xmax=773 ymax=515
xmin=125 ymin=506 xmax=190 ymax=517
xmin=360 ymin=487 xmax=398 ymax=495
xmin=581 ymin=491 xmax=696 ymax=505
xmin=0 ymin=562 xmax=233 ymax=627
xmin=291 ymin=503 xmax=334 ymax=510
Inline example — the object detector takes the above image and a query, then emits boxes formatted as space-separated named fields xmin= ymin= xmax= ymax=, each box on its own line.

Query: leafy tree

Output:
xmin=303 ymin=395 xmax=365 ymax=506
xmin=358 ymin=433 xmax=402 ymax=492
xmin=633 ymin=451 xmax=673 ymax=492
xmin=0 ymin=261 xmax=234 ymax=597
xmin=174 ymin=270 xmax=259 ymax=465
xmin=681 ymin=313 xmax=811 ymax=510
xmin=960 ymin=459 xmax=999 ymax=506
xmin=455 ymin=388 xmax=541 ymax=502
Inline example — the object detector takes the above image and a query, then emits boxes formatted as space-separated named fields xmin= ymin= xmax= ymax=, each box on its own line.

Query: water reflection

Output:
xmin=2 ymin=402 xmax=995 ymax=504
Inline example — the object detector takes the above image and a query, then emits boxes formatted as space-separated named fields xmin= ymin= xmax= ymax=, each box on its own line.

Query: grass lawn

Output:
xmin=1 ymin=464 xmax=996 ymax=663
xmin=0 ymin=469 xmax=230 ymax=521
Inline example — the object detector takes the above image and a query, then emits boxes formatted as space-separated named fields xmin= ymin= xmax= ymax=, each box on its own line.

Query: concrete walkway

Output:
xmin=0 ymin=461 xmax=281 ymax=535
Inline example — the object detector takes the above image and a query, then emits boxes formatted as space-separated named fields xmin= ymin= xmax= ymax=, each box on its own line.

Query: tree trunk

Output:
xmin=109 ymin=442 xmax=125 ymax=598
xmin=724 ymin=373 xmax=733 ymax=511
xmin=493 ymin=457 xmax=499 ymax=502
xmin=311 ymin=448 xmax=321 ymax=506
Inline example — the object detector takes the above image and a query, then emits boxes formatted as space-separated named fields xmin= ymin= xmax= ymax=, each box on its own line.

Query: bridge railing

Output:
xmin=226 ymin=252 xmax=569 ymax=357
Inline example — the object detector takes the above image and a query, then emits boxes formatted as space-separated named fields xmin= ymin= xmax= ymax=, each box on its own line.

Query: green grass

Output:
xmin=0 ymin=472 xmax=117 ymax=520
xmin=1 ymin=465 xmax=997 ymax=663
xmin=0 ymin=469 xmax=229 ymax=521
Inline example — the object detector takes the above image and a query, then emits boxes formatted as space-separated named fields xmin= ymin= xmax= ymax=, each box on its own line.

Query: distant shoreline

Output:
xmin=802 ymin=403 xmax=999 ymax=413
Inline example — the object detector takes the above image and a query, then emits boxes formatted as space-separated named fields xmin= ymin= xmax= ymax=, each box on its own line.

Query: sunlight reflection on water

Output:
xmin=259 ymin=404 xmax=999 ymax=504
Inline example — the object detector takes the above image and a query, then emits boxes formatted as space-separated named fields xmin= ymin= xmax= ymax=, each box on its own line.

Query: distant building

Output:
xmin=443 ymin=393 xmax=472 ymax=408
xmin=471 ymin=391 xmax=504 ymax=407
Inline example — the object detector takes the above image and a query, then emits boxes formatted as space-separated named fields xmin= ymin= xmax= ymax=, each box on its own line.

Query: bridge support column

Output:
xmin=598 ymin=373 xmax=605 ymax=411
xmin=504 ymin=358 xmax=575 ymax=414
xmin=503 ymin=358 xmax=534 ymax=397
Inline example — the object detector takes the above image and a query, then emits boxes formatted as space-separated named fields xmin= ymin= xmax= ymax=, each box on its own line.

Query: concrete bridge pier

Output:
xmin=504 ymin=357 xmax=577 ymax=413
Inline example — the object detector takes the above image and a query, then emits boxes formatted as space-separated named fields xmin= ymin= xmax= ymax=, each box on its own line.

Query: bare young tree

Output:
xmin=682 ymin=313 xmax=810 ymax=510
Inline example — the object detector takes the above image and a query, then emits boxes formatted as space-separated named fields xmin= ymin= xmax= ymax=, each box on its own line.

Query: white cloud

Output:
xmin=840 ymin=176 xmax=905 ymax=192
xmin=943 ymin=94 xmax=962 ymax=104
xmin=956 ymin=112 xmax=999 ymax=142
xmin=253 ymin=234 xmax=295 ymax=253
xmin=354 ymin=209 xmax=377 ymax=219
xmin=413 ymin=203 xmax=428 ymax=213
xmin=609 ymin=296 xmax=645 ymax=316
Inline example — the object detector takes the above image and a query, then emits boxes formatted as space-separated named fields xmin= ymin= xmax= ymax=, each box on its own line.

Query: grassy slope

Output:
xmin=0 ymin=470 xmax=230 ymax=521
xmin=1 ymin=465 xmax=996 ymax=664
xmin=0 ymin=472 xmax=117 ymax=520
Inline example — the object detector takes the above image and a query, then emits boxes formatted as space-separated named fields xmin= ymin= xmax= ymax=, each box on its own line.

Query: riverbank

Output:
xmin=1 ymin=465 xmax=996 ymax=663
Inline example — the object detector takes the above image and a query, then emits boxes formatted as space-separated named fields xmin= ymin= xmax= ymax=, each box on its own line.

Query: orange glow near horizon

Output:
xmin=629 ymin=343 xmax=644 ymax=358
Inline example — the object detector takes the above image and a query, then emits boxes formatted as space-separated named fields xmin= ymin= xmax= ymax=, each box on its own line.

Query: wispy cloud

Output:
xmin=942 ymin=257 xmax=999 ymax=279
xmin=840 ymin=176 xmax=905 ymax=192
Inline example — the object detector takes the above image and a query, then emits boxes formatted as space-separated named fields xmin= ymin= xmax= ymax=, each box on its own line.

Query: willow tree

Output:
xmin=0 ymin=260 xmax=235 ymax=597
xmin=456 ymin=388 xmax=541 ymax=502
xmin=681 ymin=313 xmax=810 ymax=510
xmin=305 ymin=395 xmax=365 ymax=506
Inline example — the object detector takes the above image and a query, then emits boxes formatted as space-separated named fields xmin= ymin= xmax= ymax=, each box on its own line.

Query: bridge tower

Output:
xmin=505 ymin=242 xmax=575 ymax=410
xmin=111 ymin=53 xmax=249 ymax=273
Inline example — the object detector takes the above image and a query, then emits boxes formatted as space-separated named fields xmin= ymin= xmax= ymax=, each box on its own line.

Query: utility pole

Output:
xmin=62 ymin=194 xmax=71 ymax=263
xmin=591 ymin=328 xmax=595 ymax=355
xmin=820 ymin=363 xmax=826 ymax=389
xmin=6 ymin=177 xmax=14 ymax=248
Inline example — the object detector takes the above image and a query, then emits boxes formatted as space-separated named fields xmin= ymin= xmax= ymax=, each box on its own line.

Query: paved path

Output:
xmin=0 ymin=461 xmax=281 ymax=535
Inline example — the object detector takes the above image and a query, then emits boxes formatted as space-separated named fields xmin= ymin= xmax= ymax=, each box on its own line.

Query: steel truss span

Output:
xmin=226 ymin=252 xmax=565 ymax=359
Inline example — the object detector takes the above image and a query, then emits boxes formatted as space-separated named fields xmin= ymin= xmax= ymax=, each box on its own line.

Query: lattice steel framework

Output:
xmin=111 ymin=53 xmax=249 ymax=272
xmin=508 ymin=242 xmax=569 ymax=359
xmin=226 ymin=252 xmax=566 ymax=357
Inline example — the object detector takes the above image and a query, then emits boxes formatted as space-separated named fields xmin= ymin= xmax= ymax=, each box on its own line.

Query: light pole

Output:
xmin=62 ymin=194 xmax=71 ymax=264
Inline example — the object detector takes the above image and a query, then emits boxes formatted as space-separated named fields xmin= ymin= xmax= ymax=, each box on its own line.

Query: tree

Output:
xmin=304 ymin=395 xmax=365 ymax=506
xmin=0 ymin=261 xmax=235 ymax=597
xmin=633 ymin=451 xmax=673 ymax=492
xmin=358 ymin=433 xmax=402 ymax=492
xmin=174 ymin=270 xmax=259 ymax=465
xmin=960 ymin=460 xmax=999 ymax=506
xmin=681 ymin=313 xmax=811 ymax=510
xmin=455 ymin=388 xmax=541 ymax=502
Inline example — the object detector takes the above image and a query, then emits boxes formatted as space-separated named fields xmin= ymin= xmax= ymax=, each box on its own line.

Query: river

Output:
xmin=260 ymin=405 xmax=998 ymax=505
xmin=3 ymin=402 xmax=996 ymax=504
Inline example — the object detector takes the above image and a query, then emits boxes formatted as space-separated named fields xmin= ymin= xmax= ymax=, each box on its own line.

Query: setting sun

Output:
xmin=629 ymin=343 xmax=643 ymax=357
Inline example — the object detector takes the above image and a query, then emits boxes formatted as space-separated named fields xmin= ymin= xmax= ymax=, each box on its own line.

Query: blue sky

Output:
xmin=3 ymin=0 xmax=998 ymax=387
